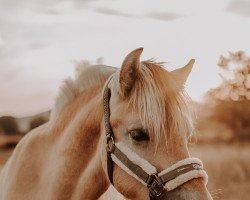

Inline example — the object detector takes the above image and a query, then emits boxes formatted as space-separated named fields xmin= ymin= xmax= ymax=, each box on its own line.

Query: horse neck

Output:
xmin=48 ymin=86 xmax=109 ymax=199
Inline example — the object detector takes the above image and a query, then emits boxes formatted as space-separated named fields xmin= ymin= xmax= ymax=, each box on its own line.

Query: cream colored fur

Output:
xmin=50 ymin=77 xmax=77 ymax=120
xmin=164 ymin=169 xmax=208 ymax=191
xmin=158 ymin=157 xmax=204 ymax=176
xmin=115 ymin=142 xmax=157 ymax=175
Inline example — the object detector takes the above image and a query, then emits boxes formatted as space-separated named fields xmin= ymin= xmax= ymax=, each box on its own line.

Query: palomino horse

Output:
xmin=0 ymin=48 xmax=212 ymax=200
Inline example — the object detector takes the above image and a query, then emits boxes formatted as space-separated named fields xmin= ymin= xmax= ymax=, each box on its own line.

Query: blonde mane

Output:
xmin=52 ymin=60 xmax=193 ymax=144
xmin=51 ymin=63 xmax=117 ymax=119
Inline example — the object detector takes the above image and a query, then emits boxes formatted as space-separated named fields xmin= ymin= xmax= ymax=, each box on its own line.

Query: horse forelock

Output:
xmin=111 ymin=60 xmax=194 ymax=146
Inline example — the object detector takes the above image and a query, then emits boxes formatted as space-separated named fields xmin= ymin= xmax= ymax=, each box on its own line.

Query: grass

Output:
xmin=190 ymin=143 xmax=250 ymax=200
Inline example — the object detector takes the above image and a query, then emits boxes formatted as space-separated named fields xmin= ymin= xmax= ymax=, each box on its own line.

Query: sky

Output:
xmin=0 ymin=0 xmax=250 ymax=117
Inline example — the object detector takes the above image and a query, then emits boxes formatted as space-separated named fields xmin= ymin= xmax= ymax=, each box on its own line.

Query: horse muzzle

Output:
xmin=153 ymin=179 xmax=213 ymax=200
xmin=107 ymin=141 xmax=208 ymax=200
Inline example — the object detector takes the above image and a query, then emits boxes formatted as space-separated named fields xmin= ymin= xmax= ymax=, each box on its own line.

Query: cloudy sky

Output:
xmin=0 ymin=0 xmax=250 ymax=117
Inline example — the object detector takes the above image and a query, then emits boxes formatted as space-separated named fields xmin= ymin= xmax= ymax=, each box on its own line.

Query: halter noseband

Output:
xmin=103 ymin=79 xmax=208 ymax=199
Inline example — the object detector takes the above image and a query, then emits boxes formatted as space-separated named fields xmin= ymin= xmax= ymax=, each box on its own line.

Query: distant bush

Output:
xmin=0 ymin=116 xmax=19 ymax=135
xmin=205 ymin=51 xmax=250 ymax=141
xmin=29 ymin=117 xmax=47 ymax=130
xmin=211 ymin=100 xmax=250 ymax=140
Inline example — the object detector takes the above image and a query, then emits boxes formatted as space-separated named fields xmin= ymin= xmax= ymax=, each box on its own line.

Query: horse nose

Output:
xmin=157 ymin=179 xmax=213 ymax=200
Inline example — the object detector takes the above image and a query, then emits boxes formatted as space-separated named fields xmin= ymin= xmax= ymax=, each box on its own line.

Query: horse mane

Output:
xmin=111 ymin=60 xmax=194 ymax=145
xmin=51 ymin=59 xmax=193 ymax=144
xmin=50 ymin=62 xmax=117 ymax=119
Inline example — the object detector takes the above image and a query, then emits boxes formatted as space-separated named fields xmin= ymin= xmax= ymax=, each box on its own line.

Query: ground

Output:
xmin=190 ymin=143 xmax=250 ymax=200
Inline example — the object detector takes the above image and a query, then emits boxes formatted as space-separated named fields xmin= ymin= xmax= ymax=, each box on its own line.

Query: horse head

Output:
xmin=101 ymin=48 xmax=212 ymax=200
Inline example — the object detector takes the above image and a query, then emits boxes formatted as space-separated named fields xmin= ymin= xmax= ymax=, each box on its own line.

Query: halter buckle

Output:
xmin=147 ymin=174 xmax=164 ymax=197
xmin=106 ymin=134 xmax=115 ymax=153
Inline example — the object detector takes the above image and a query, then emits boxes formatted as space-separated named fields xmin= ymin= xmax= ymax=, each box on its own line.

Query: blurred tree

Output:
xmin=207 ymin=51 xmax=250 ymax=101
xmin=0 ymin=116 xmax=19 ymax=135
xmin=205 ymin=51 xmax=250 ymax=140
xmin=29 ymin=117 xmax=47 ymax=130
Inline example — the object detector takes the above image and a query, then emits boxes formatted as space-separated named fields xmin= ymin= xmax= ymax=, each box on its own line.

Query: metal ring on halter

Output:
xmin=147 ymin=174 xmax=164 ymax=197
xmin=106 ymin=135 xmax=115 ymax=153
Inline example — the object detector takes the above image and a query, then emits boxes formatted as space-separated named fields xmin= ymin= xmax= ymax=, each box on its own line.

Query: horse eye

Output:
xmin=129 ymin=129 xmax=149 ymax=142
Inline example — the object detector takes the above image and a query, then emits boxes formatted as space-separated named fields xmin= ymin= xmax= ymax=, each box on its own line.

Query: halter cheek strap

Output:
xmin=103 ymin=83 xmax=208 ymax=199
xmin=103 ymin=86 xmax=115 ymax=184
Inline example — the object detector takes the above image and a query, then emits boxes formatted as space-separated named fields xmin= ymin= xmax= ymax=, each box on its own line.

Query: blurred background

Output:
xmin=0 ymin=0 xmax=250 ymax=199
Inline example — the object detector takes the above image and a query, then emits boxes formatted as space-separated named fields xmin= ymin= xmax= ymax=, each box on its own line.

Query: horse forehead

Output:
xmin=110 ymin=102 xmax=140 ymax=125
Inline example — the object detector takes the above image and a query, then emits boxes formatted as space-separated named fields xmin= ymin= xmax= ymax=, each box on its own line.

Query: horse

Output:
xmin=0 ymin=48 xmax=212 ymax=200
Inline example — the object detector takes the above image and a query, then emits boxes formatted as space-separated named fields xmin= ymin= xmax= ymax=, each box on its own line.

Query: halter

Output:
xmin=103 ymin=79 xmax=208 ymax=199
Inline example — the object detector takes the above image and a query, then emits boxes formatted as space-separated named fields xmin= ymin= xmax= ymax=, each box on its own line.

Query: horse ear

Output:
xmin=171 ymin=59 xmax=195 ymax=86
xmin=119 ymin=47 xmax=143 ymax=97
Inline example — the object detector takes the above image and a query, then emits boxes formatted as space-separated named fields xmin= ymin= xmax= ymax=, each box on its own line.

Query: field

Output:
xmin=1 ymin=141 xmax=249 ymax=200
xmin=190 ymin=143 xmax=250 ymax=200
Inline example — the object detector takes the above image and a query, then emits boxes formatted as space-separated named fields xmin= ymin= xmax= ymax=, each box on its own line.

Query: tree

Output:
xmin=0 ymin=116 xmax=19 ymax=135
xmin=206 ymin=51 xmax=250 ymax=140
xmin=207 ymin=51 xmax=250 ymax=101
